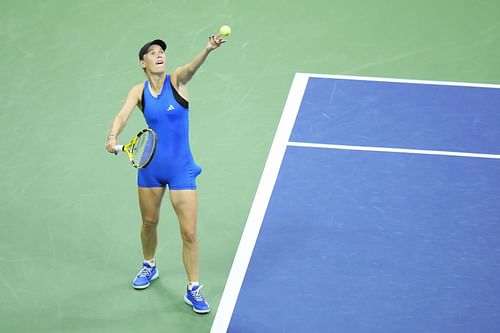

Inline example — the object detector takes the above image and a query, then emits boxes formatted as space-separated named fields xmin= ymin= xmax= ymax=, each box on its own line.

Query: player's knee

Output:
xmin=181 ymin=229 xmax=197 ymax=245
xmin=141 ymin=215 xmax=159 ymax=229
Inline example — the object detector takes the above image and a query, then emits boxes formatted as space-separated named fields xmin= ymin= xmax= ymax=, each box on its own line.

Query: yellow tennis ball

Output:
xmin=219 ymin=25 xmax=231 ymax=37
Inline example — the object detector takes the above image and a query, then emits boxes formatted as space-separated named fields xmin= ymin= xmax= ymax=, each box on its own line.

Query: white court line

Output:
xmin=299 ymin=72 xmax=500 ymax=89
xmin=210 ymin=73 xmax=309 ymax=333
xmin=211 ymin=73 xmax=500 ymax=333
xmin=288 ymin=142 xmax=500 ymax=160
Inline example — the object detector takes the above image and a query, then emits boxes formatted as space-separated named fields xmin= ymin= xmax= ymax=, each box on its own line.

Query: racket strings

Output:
xmin=132 ymin=131 xmax=156 ymax=168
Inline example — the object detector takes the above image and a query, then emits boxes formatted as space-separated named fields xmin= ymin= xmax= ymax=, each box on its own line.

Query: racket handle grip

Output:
xmin=114 ymin=145 xmax=124 ymax=155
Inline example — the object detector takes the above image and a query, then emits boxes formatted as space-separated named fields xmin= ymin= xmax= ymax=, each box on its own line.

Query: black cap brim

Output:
xmin=139 ymin=39 xmax=167 ymax=59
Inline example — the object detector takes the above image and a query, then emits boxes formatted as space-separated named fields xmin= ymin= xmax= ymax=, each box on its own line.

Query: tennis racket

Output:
xmin=115 ymin=128 xmax=157 ymax=169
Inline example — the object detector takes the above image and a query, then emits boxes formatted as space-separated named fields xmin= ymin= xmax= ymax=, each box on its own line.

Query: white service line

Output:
xmin=298 ymin=73 xmax=500 ymax=89
xmin=287 ymin=141 xmax=500 ymax=160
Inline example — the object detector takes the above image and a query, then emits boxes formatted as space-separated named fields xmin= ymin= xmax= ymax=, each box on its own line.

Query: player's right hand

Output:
xmin=106 ymin=136 xmax=117 ymax=154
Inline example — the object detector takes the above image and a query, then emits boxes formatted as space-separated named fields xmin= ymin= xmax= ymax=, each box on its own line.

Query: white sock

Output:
xmin=144 ymin=258 xmax=156 ymax=267
xmin=188 ymin=281 xmax=199 ymax=290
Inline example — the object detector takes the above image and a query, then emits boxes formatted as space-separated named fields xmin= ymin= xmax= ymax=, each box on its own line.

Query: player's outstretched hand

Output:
xmin=207 ymin=35 xmax=225 ymax=51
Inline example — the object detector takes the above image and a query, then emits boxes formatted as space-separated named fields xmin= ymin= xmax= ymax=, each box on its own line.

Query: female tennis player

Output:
xmin=105 ymin=34 xmax=225 ymax=314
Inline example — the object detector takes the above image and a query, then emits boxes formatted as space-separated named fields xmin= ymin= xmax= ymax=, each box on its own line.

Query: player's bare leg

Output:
xmin=132 ymin=187 xmax=165 ymax=289
xmin=169 ymin=189 xmax=210 ymax=313
xmin=169 ymin=190 xmax=199 ymax=282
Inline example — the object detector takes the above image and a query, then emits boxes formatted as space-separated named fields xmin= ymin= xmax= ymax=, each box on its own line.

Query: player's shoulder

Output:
xmin=128 ymin=83 xmax=145 ymax=99
xmin=131 ymin=82 xmax=145 ymax=93
xmin=171 ymin=68 xmax=185 ymax=89
xmin=171 ymin=68 xmax=179 ymax=80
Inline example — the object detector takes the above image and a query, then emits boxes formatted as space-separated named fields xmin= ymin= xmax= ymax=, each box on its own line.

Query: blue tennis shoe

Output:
xmin=184 ymin=285 xmax=210 ymax=314
xmin=132 ymin=262 xmax=159 ymax=289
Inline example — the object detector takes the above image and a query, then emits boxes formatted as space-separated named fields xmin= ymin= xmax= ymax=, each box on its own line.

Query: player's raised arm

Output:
xmin=173 ymin=33 xmax=226 ymax=86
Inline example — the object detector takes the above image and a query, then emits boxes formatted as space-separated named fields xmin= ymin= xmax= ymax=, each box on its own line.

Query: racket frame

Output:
xmin=115 ymin=128 xmax=157 ymax=169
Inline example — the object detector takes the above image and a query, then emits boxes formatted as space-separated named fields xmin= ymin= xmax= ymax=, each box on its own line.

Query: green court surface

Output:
xmin=1 ymin=1 xmax=499 ymax=332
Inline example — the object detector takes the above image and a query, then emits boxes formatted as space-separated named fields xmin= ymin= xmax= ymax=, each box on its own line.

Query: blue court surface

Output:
xmin=212 ymin=74 xmax=500 ymax=333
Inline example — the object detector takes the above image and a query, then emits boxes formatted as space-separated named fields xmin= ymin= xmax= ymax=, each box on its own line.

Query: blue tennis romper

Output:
xmin=137 ymin=76 xmax=202 ymax=189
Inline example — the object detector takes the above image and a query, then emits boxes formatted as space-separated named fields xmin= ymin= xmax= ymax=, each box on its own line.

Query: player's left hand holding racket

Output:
xmin=113 ymin=128 xmax=157 ymax=169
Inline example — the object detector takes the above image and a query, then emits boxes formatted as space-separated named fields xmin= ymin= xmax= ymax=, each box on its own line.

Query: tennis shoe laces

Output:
xmin=184 ymin=285 xmax=210 ymax=314
xmin=132 ymin=262 xmax=159 ymax=289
